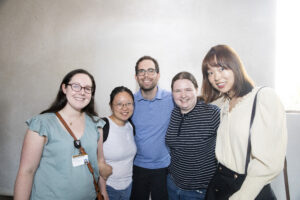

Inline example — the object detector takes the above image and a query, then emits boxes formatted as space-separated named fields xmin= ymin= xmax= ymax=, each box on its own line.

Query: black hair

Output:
xmin=109 ymin=86 xmax=134 ymax=106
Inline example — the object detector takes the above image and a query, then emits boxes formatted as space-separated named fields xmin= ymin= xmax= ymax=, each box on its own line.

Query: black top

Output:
xmin=165 ymin=100 xmax=220 ymax=190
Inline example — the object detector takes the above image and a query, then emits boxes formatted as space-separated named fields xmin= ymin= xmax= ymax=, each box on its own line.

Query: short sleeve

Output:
xmin=90 ymin=116 xmax=106 ymax=141
xmin=26 ymin=114 xmax=50 ymax=139
xmin=92 ymin=116 xmax=106 ymax=128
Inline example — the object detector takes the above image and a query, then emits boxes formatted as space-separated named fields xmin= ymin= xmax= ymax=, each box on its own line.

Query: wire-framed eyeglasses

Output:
xmin=114 ymin=102 xmax=134 ymax=109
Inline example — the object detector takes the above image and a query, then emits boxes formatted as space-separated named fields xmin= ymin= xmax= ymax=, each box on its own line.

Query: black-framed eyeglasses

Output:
xmin=137 ymin=68 xmax=157 ymax=76
xmin=67 ymin=83 xmax=93 ymax=94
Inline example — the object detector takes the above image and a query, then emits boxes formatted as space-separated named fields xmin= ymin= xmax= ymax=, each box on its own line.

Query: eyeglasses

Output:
xmin=114 ymin=102 xmax=134 ymax=109
xmin=137 ymin=68 xmax=157 ymax=76
xmin=67 ymin=83 xmax=93 ymax=94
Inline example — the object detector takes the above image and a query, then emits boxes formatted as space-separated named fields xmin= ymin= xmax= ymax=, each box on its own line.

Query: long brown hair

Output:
xmin=201 ymin=45 xmax=254 ymax=103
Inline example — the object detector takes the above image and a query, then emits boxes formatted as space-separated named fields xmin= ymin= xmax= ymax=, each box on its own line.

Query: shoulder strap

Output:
xmin=128 ymin=118 xmax=136 ymax=136
xmin=55 ymin=112 xmax=103 ymax=200
xmin=56 ymin=112 xmax=77 ymax=140
xmin=245 ymin=87 xmax=265 ymax=174
xmin=101 ymin=117 xmax=110 ymax=142
xmin=102 ymin=117 xmax=135 ymax=142
xmin=243 ymin=89 xmax=290 ymax=200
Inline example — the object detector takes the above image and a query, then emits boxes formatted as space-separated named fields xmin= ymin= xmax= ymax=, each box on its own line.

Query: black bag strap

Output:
xmin=244 ymin=87 xmax=264 ymax=173
xmin=101 ymin=117 xmax=110 ymax=142
xmin=128 ymin=118 xmax=136 ymax=136
xmin=244 ymin=87 xmax=290 ymax=200
xmin=101 ymin=117 xmax=135 ymax=142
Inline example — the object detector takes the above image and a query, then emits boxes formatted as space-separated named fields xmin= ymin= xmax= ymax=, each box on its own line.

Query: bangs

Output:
xmin=203 ymin=53 xmax=229 ymax=74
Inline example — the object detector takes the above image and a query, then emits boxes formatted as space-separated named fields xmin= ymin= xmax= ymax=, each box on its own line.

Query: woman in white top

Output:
xmin=201 ymin=45 xmax=287 ymax=200
xmin=102 ymin=86 xmax=137 ymax=200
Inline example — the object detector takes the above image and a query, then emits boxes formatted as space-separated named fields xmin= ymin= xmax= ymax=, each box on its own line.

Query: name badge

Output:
xmin=72 ymin=154 xmax=89 ymax=167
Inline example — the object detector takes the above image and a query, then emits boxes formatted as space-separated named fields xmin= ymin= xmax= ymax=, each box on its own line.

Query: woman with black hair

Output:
xmin=14 ymin=69 xmax=107 ymax=200
xmin=102 ymin=86 xmax=137 ymax=200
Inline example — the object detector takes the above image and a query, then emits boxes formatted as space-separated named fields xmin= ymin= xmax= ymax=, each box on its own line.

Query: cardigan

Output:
xmin=213 ymin=87 xmax=288 ymax=200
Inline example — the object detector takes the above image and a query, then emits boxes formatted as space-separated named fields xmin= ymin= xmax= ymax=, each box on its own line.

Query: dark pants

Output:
xmin=205 ymin=163 xmax=276 ymax=200
xmin=130 ymin=165 xmax=168 ymax=200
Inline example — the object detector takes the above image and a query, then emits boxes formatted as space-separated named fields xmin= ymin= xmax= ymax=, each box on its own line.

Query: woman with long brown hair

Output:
xmin=201 ymin=45 xmax=287 ymax=200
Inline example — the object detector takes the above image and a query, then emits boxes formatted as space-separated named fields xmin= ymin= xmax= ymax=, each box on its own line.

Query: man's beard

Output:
xmin=140 ymin=84 xmax=156 ymax=92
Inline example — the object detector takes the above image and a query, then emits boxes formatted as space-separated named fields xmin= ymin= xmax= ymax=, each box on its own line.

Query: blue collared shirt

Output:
xmin=132 ymin=87 xmax=174 ymax=169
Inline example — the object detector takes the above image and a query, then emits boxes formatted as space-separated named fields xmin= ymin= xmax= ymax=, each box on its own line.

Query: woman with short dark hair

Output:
xmin=102 ymin=86 xmax=137 ymax=200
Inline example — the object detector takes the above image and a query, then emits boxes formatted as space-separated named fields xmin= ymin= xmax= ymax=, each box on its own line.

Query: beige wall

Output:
xmin=3 ymin=0 xmax=296 ymax=198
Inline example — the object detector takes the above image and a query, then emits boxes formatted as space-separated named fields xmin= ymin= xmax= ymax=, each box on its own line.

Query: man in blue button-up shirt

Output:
xmin=130 ymin=56 xmax=174 ymax=200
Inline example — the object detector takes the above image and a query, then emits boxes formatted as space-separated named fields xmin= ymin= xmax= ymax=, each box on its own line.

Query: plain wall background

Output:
xmin=0 ymin=0 xmax=298 ymax=199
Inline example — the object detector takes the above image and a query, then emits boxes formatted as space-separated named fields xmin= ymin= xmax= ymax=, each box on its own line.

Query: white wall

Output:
xmin=0 ymin=0 xmax=298 ymax=198
xmin=272 ymin=113 xmax=300 ymax=200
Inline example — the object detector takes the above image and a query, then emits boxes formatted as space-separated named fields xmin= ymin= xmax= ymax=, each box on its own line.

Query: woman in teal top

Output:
xmin=14 ymin=69 xmax=106 ymax=200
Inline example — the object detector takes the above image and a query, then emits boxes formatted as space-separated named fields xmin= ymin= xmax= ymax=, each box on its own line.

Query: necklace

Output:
xmin=65 ymin=114 xmax=83 ymax=126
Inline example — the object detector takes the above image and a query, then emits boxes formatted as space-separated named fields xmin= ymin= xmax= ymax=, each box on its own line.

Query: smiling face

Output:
xmin=110 ymin=91 xmax=134 ymax=125
xmin=62 ymin=73 xmax=93 ymax=112
xmin=135 ymin=59 xmax=160 ymax=92
xmin=172 ymin=79 xmax=198 ymax=114
xmin=207 ymin=65 xmax=235 ymax=96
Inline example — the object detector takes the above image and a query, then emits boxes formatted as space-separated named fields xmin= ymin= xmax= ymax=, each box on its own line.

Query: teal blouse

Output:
xmin=26 ymin=113 xmax=105 ymax=200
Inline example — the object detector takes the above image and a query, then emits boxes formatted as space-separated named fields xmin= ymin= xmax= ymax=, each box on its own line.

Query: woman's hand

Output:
xmin=98 ymin=161 xmax=113 ymax=180
xmin=99 ymin=174 xmax=109 ymax=200
xmin=101 ymin=190 xmax=109 ymax=200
